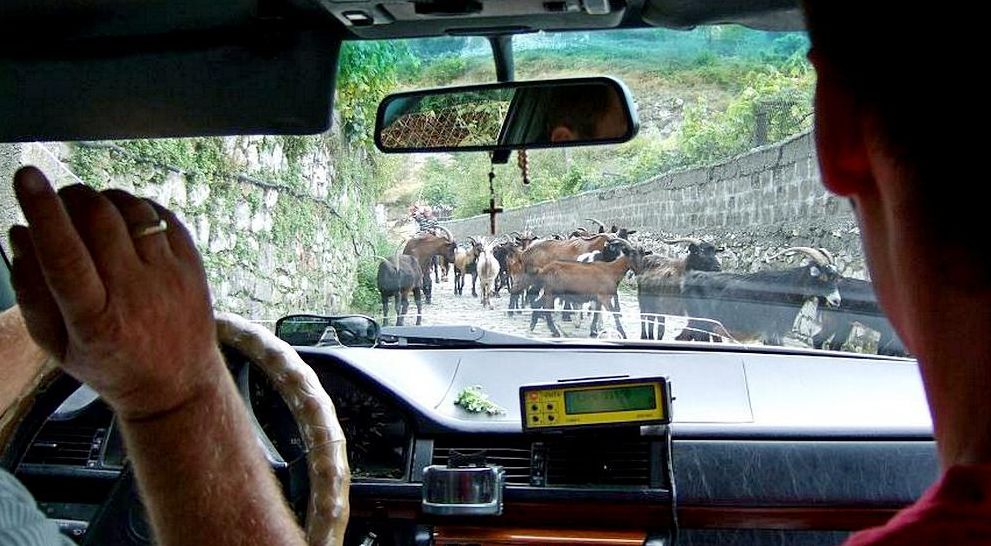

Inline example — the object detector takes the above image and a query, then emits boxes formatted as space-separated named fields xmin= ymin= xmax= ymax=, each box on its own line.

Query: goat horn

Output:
xmin=373 ymin=255 xmax=392 ymax=263
xmin=766 ymin=246 xmax=830 ymax=265
xmin=509 ymin=231 xmax=522 ymax=238
xmin=818 ymin=247 xmax=836 ymax=265
xmin=662 ymin=237 xmax=702 ymax=245
xmin=584 ymin=218 xmax=606 ymax=230
xmin=434 ymin=225 xmax=454 ymax=241
xmin=467 ymin=236 xmax=479 ymax=246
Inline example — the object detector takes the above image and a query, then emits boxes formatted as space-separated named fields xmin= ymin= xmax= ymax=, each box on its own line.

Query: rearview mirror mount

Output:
xmin=375 ymin=76 xmax=638 ymax=153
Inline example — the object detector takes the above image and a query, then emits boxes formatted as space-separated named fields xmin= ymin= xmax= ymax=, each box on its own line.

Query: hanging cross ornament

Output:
xmin=481 ymin=165 xmax=503 ymax=235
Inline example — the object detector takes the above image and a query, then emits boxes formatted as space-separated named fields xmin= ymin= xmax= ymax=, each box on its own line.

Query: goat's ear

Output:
xmin=627 ymin=230 xmax=637 ymax=236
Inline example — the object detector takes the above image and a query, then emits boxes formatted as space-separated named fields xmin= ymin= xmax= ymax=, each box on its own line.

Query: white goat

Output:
xmin=476 ymin=240 xmax=501 ymax=310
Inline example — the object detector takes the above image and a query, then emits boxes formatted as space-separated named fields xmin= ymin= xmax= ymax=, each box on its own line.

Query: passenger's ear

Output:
xmin=549 ymin=126 xmax=577 ymax=143
xmin=809 ymin=53 xmax=874 ymax=197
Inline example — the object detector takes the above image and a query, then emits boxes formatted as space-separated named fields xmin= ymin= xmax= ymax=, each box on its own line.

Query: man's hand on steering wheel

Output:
xmin=7 ymin=167 xmax=315 ymax=546
xmin=8 ymin=166 xmax=224 ymax=422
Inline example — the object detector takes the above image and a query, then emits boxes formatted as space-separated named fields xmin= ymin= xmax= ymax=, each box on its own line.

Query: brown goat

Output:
xmin=528 ymin=241 xmax=632 ymax=338
xmin=403 ymin=226 xmax=456 ymax=304
xmin=517 ymin=233 xmax=615 ymax=320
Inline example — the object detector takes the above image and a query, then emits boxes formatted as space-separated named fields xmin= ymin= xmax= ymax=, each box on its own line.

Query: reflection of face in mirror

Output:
xmin=545 ymin=84 xmax=627 ymax=143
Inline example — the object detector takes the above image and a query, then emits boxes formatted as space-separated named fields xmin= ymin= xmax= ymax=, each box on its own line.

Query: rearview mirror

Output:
xmin=375 ymin=76 xmax=638 ymax=153
xmin=275 ymin=314 xmax=380 ymax=348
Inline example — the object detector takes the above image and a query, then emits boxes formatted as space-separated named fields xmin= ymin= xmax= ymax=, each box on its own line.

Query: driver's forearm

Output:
xmin=117 ymin=350 xmax=306 ymax=546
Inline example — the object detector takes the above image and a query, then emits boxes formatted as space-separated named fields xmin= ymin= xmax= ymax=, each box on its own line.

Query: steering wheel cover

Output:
xmin=216 ymin=312 xmax=350 ymax=546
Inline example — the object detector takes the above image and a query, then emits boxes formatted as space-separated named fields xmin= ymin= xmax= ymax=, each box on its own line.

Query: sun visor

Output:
xmin=642 ymin=0 xmax=805 ymax=31
xmin=0 ymin=30 xmax=341 ymax=142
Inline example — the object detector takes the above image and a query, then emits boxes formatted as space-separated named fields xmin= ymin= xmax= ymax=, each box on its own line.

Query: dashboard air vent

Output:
xmin=431 ymin=438 xmax=532 ymax=485
xmin=543 ymin=437 xmax=653 ymax=487
xmin=22 ymin=422 xmax=106 ymax=467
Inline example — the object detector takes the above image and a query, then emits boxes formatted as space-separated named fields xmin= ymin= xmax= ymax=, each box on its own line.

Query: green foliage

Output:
xmin=407 ymin=36 xmax=472 ymax=59
xmin=677 ymin=61 xmax=814 ymax=164
xmin=417 ymin=56 xmax=471 ymax=85
xmin=118 ymin=138 xmax=234 ymax=177
xmin=454 ymin=385 xmax=506 ymax=415
xmin=337 ymin=41 xmax=418 ymax=143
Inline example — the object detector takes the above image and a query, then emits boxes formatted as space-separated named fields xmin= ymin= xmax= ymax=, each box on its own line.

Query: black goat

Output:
xmin=813 ymin=277 xmax=908 ymax=356
xmin=680 ymin=247 xmax=841 ymax=345
xmin=376 ymin=251 xmax=423 ymax=326
xmin=636 ymin=238 xmax=722 ymax=340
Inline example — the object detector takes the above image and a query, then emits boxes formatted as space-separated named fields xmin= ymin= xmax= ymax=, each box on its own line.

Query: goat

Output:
xmin=403 ymin=225 xmax=456 ymax=304
xmin=452 ymin=238 xmax=482 ymax=296
xmin=679 ymin=247 xmax=841 ymax=345
xmin=528 ymin=238 xmax=634 ymax=338
xmin=492 ymin=237 xmax=525 ymax=296
xmin=475 ymin=240 xmax=501 ymax=310
xmin=376 ymin=247 xmax=423 ymax=326
xmin=813 ymin=277 xmax=908 ymax=356
xmin=497 ymin=243 xmax=527 ymax=316
xmin=514 ymin=232 xmax=616 ymax=317
xmin=636 ymin=238 xmax=722 ymax=341
xmin=585 ymin=217 xmax=637 ymax=240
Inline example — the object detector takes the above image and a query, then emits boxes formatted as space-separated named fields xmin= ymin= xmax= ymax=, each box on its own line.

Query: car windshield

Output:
xmin=0 ymin=28 xmax=904 ymax=357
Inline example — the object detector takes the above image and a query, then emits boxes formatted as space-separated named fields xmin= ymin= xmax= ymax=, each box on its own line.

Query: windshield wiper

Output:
xmin=378 ymin=325 xmax=551 ymax=347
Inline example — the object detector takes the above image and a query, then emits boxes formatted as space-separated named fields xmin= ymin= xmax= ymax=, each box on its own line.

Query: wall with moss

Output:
xmin=1 ymin=135 xmax=380 ymax=327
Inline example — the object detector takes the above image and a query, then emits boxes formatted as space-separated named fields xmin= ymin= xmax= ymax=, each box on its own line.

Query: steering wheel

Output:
xmin=214 ymin=312 xmax=351 ymax=545
xmin=3 ymin=311 xmax=351 ymax=546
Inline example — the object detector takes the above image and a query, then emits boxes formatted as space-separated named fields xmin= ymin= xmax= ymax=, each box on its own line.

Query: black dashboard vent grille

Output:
xmin=543 ymin=437 xmax=653 ymax=487
xmin=431 ymin=438 xmax=533 ymax=485
xmin=22 ymin=422 xmax=105 ymax=467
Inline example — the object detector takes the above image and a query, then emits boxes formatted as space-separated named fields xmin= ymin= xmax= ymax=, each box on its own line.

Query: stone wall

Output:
xmin=442 ymin=131 xmax=868 ymax=279
xmin=1 ymin=138 xmax=371 ymax=325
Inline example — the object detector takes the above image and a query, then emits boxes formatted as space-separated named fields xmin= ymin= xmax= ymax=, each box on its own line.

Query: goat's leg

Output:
xmin=589 ymin=301 xmax=602 ymax=337
xmin=562 ymin=300 xmax=573 ymax=322
xmin=414 ymin=288 xmax=423 ymax=325
xmin=609 ymin=296 xmax=627 ymax=339
xmin=677 ymin=319 xmax=705 ymax=342
xmin=544 ymin=294 xmax=563 ymax=337
xmin=471 ymin=274 xmax=478 ymax=297
xmin=423 ymin=272 xmax=433 ymax=304
xmin=397 ymin=292 xmax=408 ymax=327
xmin=381 ymin=294 xmax=391 ymax=327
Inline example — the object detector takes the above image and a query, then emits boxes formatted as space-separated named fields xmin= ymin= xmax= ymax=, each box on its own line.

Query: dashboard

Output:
xmin=7 ymin=343 xmax=938 ymax=545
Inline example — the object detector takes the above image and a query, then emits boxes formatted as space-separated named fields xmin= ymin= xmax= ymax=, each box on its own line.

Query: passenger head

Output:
xmin=545 ymin=84 xmax=628 ymax=143
xmin=803 ymin=2 xmax=988 ymax=356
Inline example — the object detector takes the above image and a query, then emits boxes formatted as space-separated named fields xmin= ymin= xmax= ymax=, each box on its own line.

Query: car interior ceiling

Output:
xmin=0 ymin=0 xmax=804 ymax=143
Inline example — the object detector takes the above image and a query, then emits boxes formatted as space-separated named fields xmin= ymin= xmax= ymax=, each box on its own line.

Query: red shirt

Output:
xmin=844 ymin=465 xmax=991 ymax=545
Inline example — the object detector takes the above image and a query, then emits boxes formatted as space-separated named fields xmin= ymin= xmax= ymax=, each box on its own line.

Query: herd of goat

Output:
xmin=375 ymin=219 xmax=908 ymax=357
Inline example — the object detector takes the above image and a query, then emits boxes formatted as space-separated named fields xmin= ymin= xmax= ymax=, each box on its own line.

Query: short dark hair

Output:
xmin=803 ymin=2 xmax=973 ymax=167
xmin=804 ymin=1 xmax=987 ymax=286
xmin=543 ymin=83 xmax=616 ymax=140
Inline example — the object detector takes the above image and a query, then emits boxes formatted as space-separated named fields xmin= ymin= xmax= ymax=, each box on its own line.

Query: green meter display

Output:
xmin=563 ymin=384 xmax=657 ymax=414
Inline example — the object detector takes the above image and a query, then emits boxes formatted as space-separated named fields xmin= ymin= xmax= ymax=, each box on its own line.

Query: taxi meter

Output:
xmin=520 ymin=376 xmax=671 ymax=431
